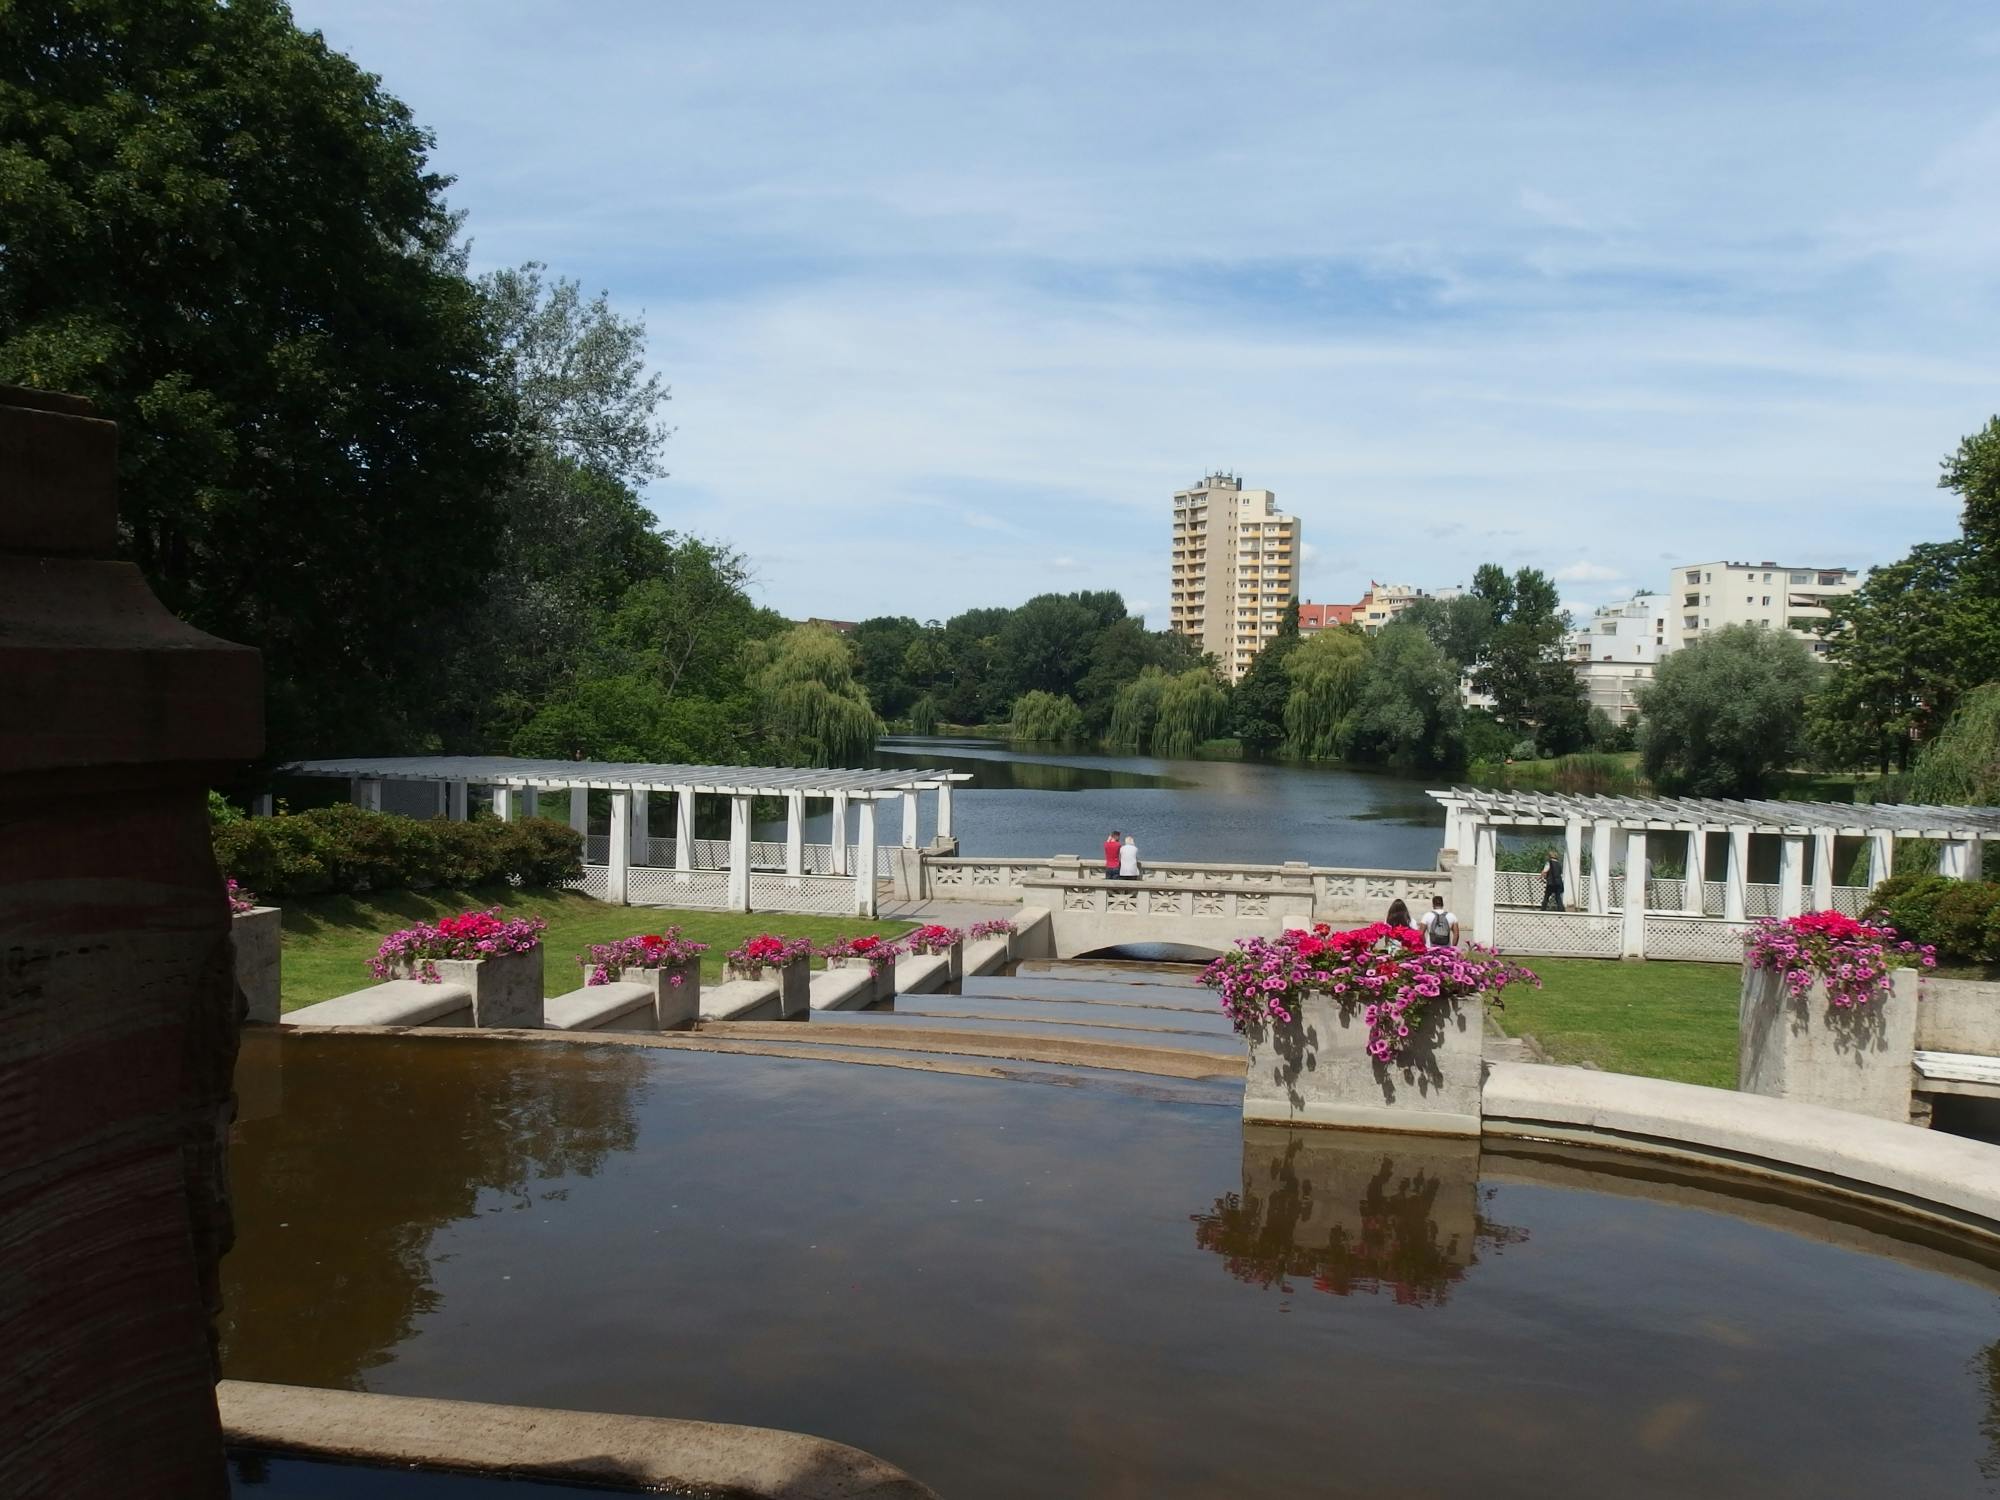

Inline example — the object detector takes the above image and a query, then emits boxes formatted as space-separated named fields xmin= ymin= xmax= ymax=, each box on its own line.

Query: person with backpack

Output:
xmin=1422 ymin=895 xmax=1458 ymax=949
xmin=1540 ymin=848 xmax=1566 ymax=911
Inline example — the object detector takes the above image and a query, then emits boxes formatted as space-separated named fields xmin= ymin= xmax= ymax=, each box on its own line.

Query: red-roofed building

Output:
xmin=1297 ymin=601 xmax=1359 ymax=632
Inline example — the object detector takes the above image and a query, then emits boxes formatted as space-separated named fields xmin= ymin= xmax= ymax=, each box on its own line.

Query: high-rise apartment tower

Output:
xmin=1169 ymin=474 xmax=1301 ymax=682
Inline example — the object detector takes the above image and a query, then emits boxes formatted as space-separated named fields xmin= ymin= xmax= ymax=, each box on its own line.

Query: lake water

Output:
xmin=755 ymin=735 xmax=1447 ymax=870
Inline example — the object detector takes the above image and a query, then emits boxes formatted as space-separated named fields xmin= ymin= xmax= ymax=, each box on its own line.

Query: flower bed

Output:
xmin=724 ymin=933 xmax=813 ymax=977
xmin=369 ymin=909 xmax=548 ymax=984
xmin=227 ymin=878 xmax=259 ymax=915
xmin=966 ymin=918 xmax=1015 ymax=942
xmin=819 ymin=933 xmax=901 ymax=971
xmin=582 ymin=929 xmax=708 ymax=986
xmin=904 ymin=924 xmax=964 ymax=957
xmin=1743 ymin=910 xmax=1935 ymax=1009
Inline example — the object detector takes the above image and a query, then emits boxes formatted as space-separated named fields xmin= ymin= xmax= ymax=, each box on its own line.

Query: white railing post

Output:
xmin=901 ymin=790 xmax=919 ymax=850
xmin=447 ymin=781 xmax=468 ymax=821
xmin=727 ymin=794 xmax=752 ymax=912
xmin=629 ymin=789 xmax=650 ymax=868
xmin=1778 ymin=834 xmax=1806 ymax=917
xmin=675 ymin=786 xmax=696 ymax=874
xmin=1562 ymin=818 xmax=1582 ymax=912
xmin=785 ymin=790 xmax=805 ymax=877
xmin=608 ymin=790 xmax=631 ymax=906
xmin=492 ymin=787 xmax=513 ymax=822
xmin=854 ymin=799 xmax=878 ymax=918
xmin=1471 ymin=824 xmax=1496 ymax=945
xmin=569 ymin=784 xmax=590 ymax=841
xmin=522 ymin=786 xmax=539 ymax=819
xmin=831 ymin=789 xmax=850 ymax=876
xmin=1588 ymin=821 xmax=1613 ymax=914
xmin=1725 ymin=827 xmax=1750 ymax=922
xmin=1684 ymin=828 xmax=1706 ymax=915
xmin=1869 ymin=829 xmax=1895 ymax=888
xmin=1812 ymin=828 xmax=1835 ymax=911
xmin=936 ymin=783 xmax=953 ymax=842
xmin=1621 ymin=829 xmax=1648 ymax=958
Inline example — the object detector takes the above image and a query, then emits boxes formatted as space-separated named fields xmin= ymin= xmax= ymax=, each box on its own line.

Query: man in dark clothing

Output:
xmin=1541 ymin=849 xmax=1566 ymax=911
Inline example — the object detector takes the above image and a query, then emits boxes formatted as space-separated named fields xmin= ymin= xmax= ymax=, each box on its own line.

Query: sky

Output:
xmin=294 ymin=0 xmax=2000 ymax=628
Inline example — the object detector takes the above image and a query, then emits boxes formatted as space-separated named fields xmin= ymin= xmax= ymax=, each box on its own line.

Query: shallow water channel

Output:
xmin=225 ymin=968 xmax=2000 ymax=1498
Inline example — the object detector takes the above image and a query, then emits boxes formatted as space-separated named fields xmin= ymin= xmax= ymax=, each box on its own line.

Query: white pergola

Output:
xmin=278 ymin=755 xmax=972 ymax=917
xmin=1431 ymin=788 xmax=1999 ymax=956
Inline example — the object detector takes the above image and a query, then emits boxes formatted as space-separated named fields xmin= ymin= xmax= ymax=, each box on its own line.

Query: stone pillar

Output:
xmin=447 ymin=780 xmax=468 ymax=821
xmin=1725 ymin=827 xmax=1750 ymax=922
xmin=491 ymin=786 xmax=513 ymax=822
xmin=674 ymin=786 xmax=696 ymax=873
xmin=936 ymin=782 xmax=954 ymax=842
xmin=1870 ymin=829 xmax=1895 ymax=888
xmin=1441 ymin=803 xmax=1463 ymax=864
xmin=1778 ymin=834 xmax=1806 ymax=917
xmin=351 ymin=776 xmax=382 ymax=811
xmin=854 ymin=798 xmax=879 ymax=918
xmin=1939 ymin=838 xmax=1979 ymax=881
xmin=727 ymin=793 xmax=752 ymax=912
xmin=607 ymin=790 xmax=631 ymax=906
xmin=1683 ymin=828 xmax=1707 ymax=915
xmin=628 ymin=788 xmax=650 ymax=867
xmin=830 ymin=788 xmax=851 ymax=876
xmin=1 ymin=386 xmax=261 ymax=1496
xmin=521 ymin=786 xmax=539 ymax=819
xmin=1471 ymin=823 xmax=1496 ymax=945
xmin=1812 ymin=828 xmax=1836 ymax=911
xmin=1588 ymin=821 xmax=1613 ymax=915
xmin=1562 ymin=817 xmax=1583 ymax=913
xmin=901 ymin=789 xmax=920 ymax=850
xmin=785 ymin=790 xmax=806 ymax=877
xmin=1621 ymin=829 xmax=1648 ymax=958
xmin=569 ymin=784 xmax=590 ymax=840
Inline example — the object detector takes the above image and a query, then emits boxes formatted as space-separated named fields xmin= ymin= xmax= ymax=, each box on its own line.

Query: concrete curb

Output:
xmin=219 ymin=1381 xmax=938 ymax=1498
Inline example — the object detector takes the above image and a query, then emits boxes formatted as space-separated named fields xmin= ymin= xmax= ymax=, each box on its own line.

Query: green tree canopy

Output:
xmin=1009 ymin=690 xmax=1086 ymax=743
xmin=1468 ymin=565 xmax=1588 ymax=753
xmin=1281 ymin=627 xmax=1370 ymax=761
xmin=1153 ymin=670 xmax=1230 ymax=758
xmin=1637 ymin=625 xmax=1821 ymax=796
xmin=1105 ymin=667 xmax=1168 ymax=751
xmin=0 ymin=0 xmax=517 ymax=753
xmin=1344 ymin=623 xmax=1466 ymax=773
xmin=1904 ymin=683 xmax=2000 ymax=806
xmin=1230 ymin=601 xmax=1302 ymax=754
xmin=1943 ymin=416 xmax=2000 ymax=586
xmin=744 ymin=626 xmax=882 ymax=766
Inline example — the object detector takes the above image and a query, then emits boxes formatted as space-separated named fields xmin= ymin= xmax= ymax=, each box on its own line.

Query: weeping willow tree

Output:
xmin=906 ymin=694 xmax=943 ymax=735
xmin=1105 ymin=667 xmax=1167 ymax=750
xmin=1152 ymin=669 xmax=1229 ymax=757
xmin=1907 ymin=682 xmax=2000 ymax=804
xmin=1010 ymin=690 xmax=1085 ymax=742
xmin=1282 ymin=628 xmax=1371 ymax=761
xmin=744 ymin=625 xmax=882 ymax=765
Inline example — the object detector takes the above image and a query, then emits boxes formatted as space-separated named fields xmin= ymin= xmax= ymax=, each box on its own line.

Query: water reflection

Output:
xmin=220 ymin=1032 xmax=649 ymax=1388
xmin=1191 ymin=1126 xmax=1526 ymax=1306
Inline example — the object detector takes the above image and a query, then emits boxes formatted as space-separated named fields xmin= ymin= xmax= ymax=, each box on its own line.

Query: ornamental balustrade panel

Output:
xmin=1492 ymin=910 xmax=1622 ymax=958
xmin=928 ymin=858 xmax=1053 ymax=899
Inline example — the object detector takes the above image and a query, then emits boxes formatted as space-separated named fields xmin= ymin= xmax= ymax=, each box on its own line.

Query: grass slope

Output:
xmin=1492 ymin=956 xmax=1740 ymax=1089
xmin=278 ymin=886 xmax=915 ymax=1012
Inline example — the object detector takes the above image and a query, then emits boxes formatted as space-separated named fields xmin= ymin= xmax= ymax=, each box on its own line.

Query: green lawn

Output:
xmin=1491 ymin=957 xmax=1741 ymax=1089
xmin=277 ymin=886 xmax=915 ymax=1012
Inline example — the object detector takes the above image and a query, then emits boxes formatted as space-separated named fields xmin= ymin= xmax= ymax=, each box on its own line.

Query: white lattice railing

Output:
xmin=746 ymin=873 xmax=855 ymax=917
xmin=582 ymin=835 xmax=892 ymax=876
xmin=1500 ymin=873 xmax=1871 ymax=921
xmin=1493 ymin=910 xmax=1623 ymax=958
xmin=626 ymin=868 xmax=730 ymax=910
xmin=1643 ymin=917 xmax=1753 ymax=963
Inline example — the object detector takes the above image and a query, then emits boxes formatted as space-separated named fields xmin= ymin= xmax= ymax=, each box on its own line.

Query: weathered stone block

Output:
xmin=1241 ymin=993 xmax=1484 ymax=1136
xmin=1916 ymin=976 xmax=2000 ymax=1056
xmin=1739 ymin=963 xmax=1918 ymax=1122
xmin=725 ymin=955 xmax=808 ymax=1018
xmin=394 ymin=949 xmax=543 ymax=1028
xmin=232 ymin=906 xmax=282 ymax=1024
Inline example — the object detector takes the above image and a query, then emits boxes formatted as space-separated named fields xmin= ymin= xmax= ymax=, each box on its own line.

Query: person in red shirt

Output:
xmin=1103 ymin=830 xmax=1122 ymax=878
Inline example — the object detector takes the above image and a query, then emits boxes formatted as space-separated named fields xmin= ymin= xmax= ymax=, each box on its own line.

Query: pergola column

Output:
xmin=522 ymin=787 xmax=539 ymax=819
xmin=1442 ymin=803 xmax=1463 ymax=863
xmin=1588 ymin=822 xmax=1613 ymax=914
xmin=1811 ymin=828 xmax=1835 ymax=911
xmin=447 ymin=781 xmax=468 ymax=822
xmin=1562 ymin=818 xmax=1583 ymax=913
xmin=351 ymin=778 xmax=382 ymax=812
xmin=492 ymin=787 xmax=514 ymax=822
xmin=901 ymin=790 xmax=920 ymax=850
xmin=1471 ymin=823 xmax=1496 ymax=945
xmin=727 ymin=794 xmax=752 ymax=912
xmin=1939 ymin=838 xmax=1978 ymax=880
xmin=628 ymin=789 xmax=650 ymax=867
xmin=1621 ymin=829 xmax=1648 ymax=958
xmin=831 ymin=789 xmax=850 ymax=876
xmin=433 ymin=781 xmax=448 ymax=817
xmin=251 ymin=793 xmax=273 ymax=818
xmin=607 ymin=790 xmax=631 ymax=906
xmin=1778 ymin=834 xmax=1806 ymax=918
xmin=1869 ymin=829 xmax=1895 ymax=887
xmin=1683 ymin=828 xmax=1707 ymax=915
xmin=936 ymin=783 xmax=954 ymax=842
xmin=674 ymin=786 xmax=696 ymax=876
xmin=569 ymin=784 xmax=590 ymax=842
xmin=853 ymin=798 xmax=878 ymax=918
xmin=1724 ymin=827 xmax=1750 ymax=922
xmin=785 ymin=791 xmax=806 ymax=877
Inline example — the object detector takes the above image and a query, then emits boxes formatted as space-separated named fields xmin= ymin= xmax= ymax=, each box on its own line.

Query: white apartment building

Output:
xmin=1169 ymin=474 xmax=1300 ymax=682
xmin=1356 ymin=582 xmax=1426 ymax=634
xmin=1566 ymin=591 xmax=1671 ymax=721
xmin=1667 ymin=560 xmax=1860 ymax=654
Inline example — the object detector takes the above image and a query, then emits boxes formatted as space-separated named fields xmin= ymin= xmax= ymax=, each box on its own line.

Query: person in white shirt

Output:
xmin=1118 ymin=834 xmax=1140 ymax=880
xmin=1421 ymin=896 xmax=1458 ymax=948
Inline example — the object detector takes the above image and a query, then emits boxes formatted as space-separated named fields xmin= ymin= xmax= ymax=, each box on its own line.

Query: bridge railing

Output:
xmin=1018 ymin=876 xmax=1317 ymax=955
xmin=928 ymin=853 xmax=1449 ymax=918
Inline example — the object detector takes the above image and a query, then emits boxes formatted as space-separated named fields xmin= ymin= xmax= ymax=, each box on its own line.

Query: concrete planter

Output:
xmin=1738 ymin=962 xmax=1918 ymax=1122
xmin=725 ymin=955 xmax=809 ymax=1018
xmin=1241 ymin=991 xmax=1483 ymax=1136
xmin=393 ymin=947 xmax=543 ymax=1028
xmin=577 ymin=957 xmax=701 ymax=1031
xmin=1916 ymin=976 xmax=2000 ymax=1055
xmin=826 ymin=954 xmax=897 ymax=1003
xmin=231 ymin=906 xmax=282 ymax=1024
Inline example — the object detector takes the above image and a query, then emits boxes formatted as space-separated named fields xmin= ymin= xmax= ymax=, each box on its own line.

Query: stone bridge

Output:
xmin=921 ymin=857 xmax=1456 ymax=959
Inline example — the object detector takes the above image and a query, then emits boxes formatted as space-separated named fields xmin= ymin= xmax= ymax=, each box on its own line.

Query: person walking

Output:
xmin=1421 ymin=895 xmax=1458 ymax=949
xmin=1386 ymin=897 xmax=1413 ymax=931
xmin=1103 ymin=829 xmax=1122 ymax=879
xmin=1540 ymin=848 xmax=1566 ymax=911
xmin=1118 ymin=833 xmax=1141 ymax=881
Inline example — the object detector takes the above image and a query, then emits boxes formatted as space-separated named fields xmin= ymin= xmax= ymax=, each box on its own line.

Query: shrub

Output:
xmin=1866 ymin=874 xmax=2000 ymax=966
xmin=212 ymin=807 xmax=584 ymax=898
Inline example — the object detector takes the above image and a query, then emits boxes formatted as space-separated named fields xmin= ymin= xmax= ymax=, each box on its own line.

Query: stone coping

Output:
xmin=285 ymin=979 xmax=472 ymax=1028
xmin=1484 ymin=1059 xmax=2000 ymax=1240
xmin=964 ymin=936 xmax=1009 ymax=975
xmin=892 ymin=951 xmax=951 ymax=995
xmin=544 ymin=980 xmax=654 ymax=1031
xmin=701 ymin=976 xmax=782 ymax=1021
xmin=218 ymin=1381 xmax=937 ymax=1499
xmin=809 ymin=964 xmax=878 ymax=1010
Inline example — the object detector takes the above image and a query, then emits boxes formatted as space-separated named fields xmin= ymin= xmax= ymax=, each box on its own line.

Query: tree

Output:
xmin=1943 ymin=416 xmax=2000 ymax=586
xmin=1905 ymin=684 xmax=2000 ymax=806
xmin=1281 ymin=627 xmax=1369 ymax=761
xmin=744 ymin=626 xmax=881 ymax=766
xmin=1230 ymin=601 xmax=1302 ymax=754
xmin=1809 ymin=543 xmax=2000 ymax=771
xmin=1468 ymin=565 xmax=1588 ymax=753
xmin=849 ymin=616 xmax=924 ymax=718
xmin=997 ymin=594 xmax=1113 ymax=700
xmin=1637 ymin=625 xmax=1821 ymax=796
xmin=1344 ymin=623 xmax=1466 ymax=772
xmin=1009 ymin=691 xmax=1085 ymax=743
xmin=0 ymin=0 xmax=517 ymax=754
xmin=1105 ymin=667 xmax=1168 ymax=751
xmin=1401 ymin=593 xmax=1494 ymax=670
xmin=1153 ymin=670 xmax=1230 ymax=757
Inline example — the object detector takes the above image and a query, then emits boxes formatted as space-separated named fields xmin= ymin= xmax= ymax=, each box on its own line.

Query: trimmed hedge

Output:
xmin=213 ymin=805 xmax=583 ymax=898
xmin=1866 ymin=874 xmax=2000 ymax=967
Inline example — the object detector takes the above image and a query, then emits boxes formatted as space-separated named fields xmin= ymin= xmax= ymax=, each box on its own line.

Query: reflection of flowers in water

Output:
xmin=1191 ymin=1136 xmax=1526 ymax=1308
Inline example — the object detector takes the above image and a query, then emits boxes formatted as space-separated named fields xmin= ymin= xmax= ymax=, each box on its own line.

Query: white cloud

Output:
xmin=1554 ymin=560 xmax=1624 ymax=583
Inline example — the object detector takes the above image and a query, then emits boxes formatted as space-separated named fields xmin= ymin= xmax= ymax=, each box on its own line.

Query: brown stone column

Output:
xmin=1 ymin=386 xmax=262 ymax=1497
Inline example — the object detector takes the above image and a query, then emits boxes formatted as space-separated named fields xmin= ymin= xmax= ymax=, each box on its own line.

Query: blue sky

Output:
xmin=294 ymin=0 xmax=2000 ymax=626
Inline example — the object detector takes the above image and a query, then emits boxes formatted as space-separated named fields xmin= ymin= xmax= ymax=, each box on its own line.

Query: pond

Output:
xmin=753 ymin=735 xmax=1446 ymax=869
xmin=224 ymin=1019 xmax=2000 ymax=1499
